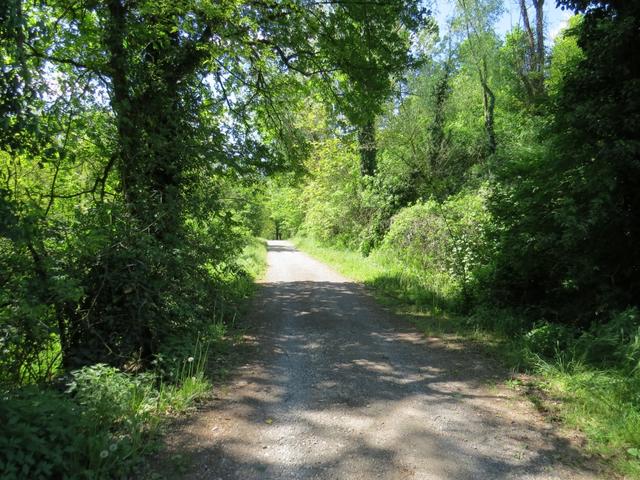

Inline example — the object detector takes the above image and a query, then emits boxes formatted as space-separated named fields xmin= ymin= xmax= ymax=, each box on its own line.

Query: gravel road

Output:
xmin=163 ymin=240 xmax=605 ymax=479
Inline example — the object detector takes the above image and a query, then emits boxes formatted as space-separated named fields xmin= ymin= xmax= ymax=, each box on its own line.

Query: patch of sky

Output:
xmin=430 ymin=0 xmax=574 ymax=44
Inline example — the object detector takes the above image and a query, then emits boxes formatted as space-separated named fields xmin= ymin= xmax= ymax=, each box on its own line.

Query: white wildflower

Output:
xmin=100 ymin=450 xmax=109 ymax=459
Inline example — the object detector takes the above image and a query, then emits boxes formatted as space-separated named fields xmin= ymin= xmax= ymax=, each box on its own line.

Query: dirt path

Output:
xmin=162 ymin=241 xmax=604 ymax=479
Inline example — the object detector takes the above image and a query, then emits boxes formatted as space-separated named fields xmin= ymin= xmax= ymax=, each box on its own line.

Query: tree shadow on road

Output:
xmin=156 ymin=280 xmax=604 ymax=480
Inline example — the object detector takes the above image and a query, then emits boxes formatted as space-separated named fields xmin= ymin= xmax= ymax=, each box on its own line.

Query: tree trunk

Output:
xmin=519 ymin=0 xmax=545 ymax=99
xmin=358 ymin=119 xmax=377 ymax=176
xmin=534 ymin=0 xmax=545 ymax=79
xmin=428 ymin=63 xmax=451 ymax=173
xmin=73 ymin=0 xmax=188 ymax=366
xmin=482 ymin=81 xmax=496 ymax=155
xmin=106 ymin=0 xmax=185 ymax=240
xmin=479 ymin=58 xmax=496 ymax=156
xmin=519 ymin=0 xmax=536 ymax=64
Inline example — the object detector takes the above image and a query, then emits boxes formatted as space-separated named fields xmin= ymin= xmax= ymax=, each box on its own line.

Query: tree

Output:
xmin=378 ymin=46 xmax=469 ymax=202
xmin=489 ymin=0 xmax=640 ymax=320
xmin=453 ymin=0 xmax=502 ymax=156
xmin=1 ymin=0 xmax=433 ymax=372
xmin=518 ymin=0 xmax=545 ymax=100
xmin=316 ymin=1 xmax=431 ymax=176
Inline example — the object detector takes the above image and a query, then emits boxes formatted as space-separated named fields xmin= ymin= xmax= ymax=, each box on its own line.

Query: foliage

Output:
xmin=260 ymin=179 xmax=306 ymax=240
xmin=382 ymin=190 xmax=492 ymax=293
xmin=312 ymin=0 xmax=432 ymax=174
xmin=0 ymin=346 xmax=211 ymax=479
xmin=546 ymin=15 xmax=584 ymax=96
xmin=3 ymin=0 xmax=640 ymax=476
xmin=1 ymin=388 xmax=89 ymax=480
xmin=299 ymin=137 xmax=362 ymax=246
xmin=488 ymin=0 xmax=640 ymax=322
xmin=1 ymin=0 xmax=427 ymax=378
xmin=377 ymin=56 xmax=473 ymax=202
xmin=236 ymin=237 xmax=268 ymax=283
xmin=523 ymin=321 xmax=576 ymax=360
xmin=574 ymin=308 xmax=640 ymax=373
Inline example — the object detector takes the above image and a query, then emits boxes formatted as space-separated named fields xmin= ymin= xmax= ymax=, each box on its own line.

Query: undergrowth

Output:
xmin=237 ymin=237 xmax=269 ymax=284
xmin=293 ymin=236 xmax=640 ymax=478
xmin=0 ymin=349 xmax=211 ymax=479
xmin=0 ymin=238 xmax=267 ymax=479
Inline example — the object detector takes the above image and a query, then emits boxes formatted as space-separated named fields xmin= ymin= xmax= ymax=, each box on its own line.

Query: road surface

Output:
xmin=162 ymin=241 xmax=602 ymax=479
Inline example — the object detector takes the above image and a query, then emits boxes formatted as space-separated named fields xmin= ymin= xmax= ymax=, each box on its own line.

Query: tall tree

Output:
xmin=1 ymin=0 xmax=433 ymax=368
xmin=317 ymin=1 xmax=430 ymax=176
xmin=490 ymin=0 xmax=640 ymax=318
xmin=454 ymin=0 xmax=502 ymax=156
xmin=518 ymin=0 xmax=545 ymax=100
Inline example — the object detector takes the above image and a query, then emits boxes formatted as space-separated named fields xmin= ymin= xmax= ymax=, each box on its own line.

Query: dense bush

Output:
xmin=524 ymin=322 xmax=577 ymax=360
xmin=488 ymin=1 xmax=640 ymax=323
xmin=0 ymin=235 xmax=266 ymax=479
xmin=574 ymin=308 xmax=640 ymax=373
xmin=381 ymin=190 xmax=492 ymax=295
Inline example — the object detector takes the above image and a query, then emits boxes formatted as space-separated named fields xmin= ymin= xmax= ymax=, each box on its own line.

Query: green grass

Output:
xmin=535 ymin=361 xmax=640 ymax=477
xmin=17 ymin=332 xmax=63 ymax=384
xmin=238 ymin=237 xmax=268 ymax=281
xmin=293 ymin=236 xmax=640 ymax=479
xmin=222 ymin=237 xmax=268 ymax=304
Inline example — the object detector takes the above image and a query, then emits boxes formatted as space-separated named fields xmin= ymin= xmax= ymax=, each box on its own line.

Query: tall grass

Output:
xmin=238 ymin=237 xmax=268 ymax=281
xmin=534 ymin=358 xmax=640 ymax=477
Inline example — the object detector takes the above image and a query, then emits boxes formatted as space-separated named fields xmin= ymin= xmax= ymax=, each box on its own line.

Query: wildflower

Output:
xmin=187 ymin=357 xmax=194 ymax=363
xmin=100 ymin=450 xmax=109 ymax=459
xmin=109 ymin=444 xmax=117 ymax=452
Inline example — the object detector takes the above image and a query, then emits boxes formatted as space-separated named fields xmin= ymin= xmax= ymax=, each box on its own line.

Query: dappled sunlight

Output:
xmin=159 ymin=242 xmax=602 ymax=479
xmin=369 ymin=330 xmax=430 ymax=346
xmin=352 ymin=358 xmax=395 ymax=373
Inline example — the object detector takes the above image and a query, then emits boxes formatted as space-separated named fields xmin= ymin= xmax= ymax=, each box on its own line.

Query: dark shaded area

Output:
xmin=265 ymin=243 xmax=298 ymax=253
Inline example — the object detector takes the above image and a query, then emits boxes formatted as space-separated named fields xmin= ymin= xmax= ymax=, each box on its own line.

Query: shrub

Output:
xmin=575 ymin=308 xmax=640 ymax=373
xmin=0 ymin=387 xmax=103 ymax=480
xmin=381 ymin=190 xmax=493 ymax=294
xmin=524 ymin=321 xmax=577 ymax=359
xmin=0 ymin=348 xmax=211 ymax=480
xmin=1 ymin=367 xmax=155 ymax=479
xmin=66 ymin=364 xmax=157 ymax=428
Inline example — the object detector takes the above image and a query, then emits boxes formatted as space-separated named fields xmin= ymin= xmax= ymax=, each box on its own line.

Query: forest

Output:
xmin=1 ymin=0 xmax=639 ymax=478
